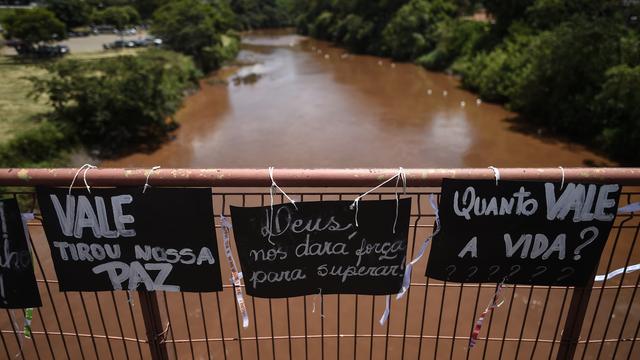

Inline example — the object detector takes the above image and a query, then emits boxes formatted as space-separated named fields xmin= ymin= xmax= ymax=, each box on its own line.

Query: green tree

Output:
xmin=595 ymin=65 xmax=640 ymax=162
xmin=151 ymin=0 xmax=237 ymax=72
xmin=381 ymin=0 xmax=457 ymax=60
xmin=30 ymin=50 xmax=200 ymax=156
xmin=93 ymin=5 xmax=140 ymax=31
xmin=3 ymin=8 xmax=66 ymax=46
xmin=482 ymin=0 xmax=535 ymax=35
xmin=508 ymin=18 xmax=624 ymax=137
xmin=44 ymin=0 xmax=92 ymax=29
xmin=0 ymin=122 xmax=69 ymax=168
xmin=131 ymin=0 xmax=170 ymax=19
xmin=230 ymin=0 xmax=296 ymax=29
xmin=417 ymin=19 xmax=490 ymax=70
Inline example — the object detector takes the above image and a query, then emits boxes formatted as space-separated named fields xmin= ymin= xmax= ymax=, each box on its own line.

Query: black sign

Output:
xmin=426 ymin=179 xmax=621 ymax=286
xmin=230 ymin=199 xmax=411 ymax=298
xmin=0 ymin=199 xmax=41 ymax=308
xmin=37 ymin=187 xmax=222 ymax=292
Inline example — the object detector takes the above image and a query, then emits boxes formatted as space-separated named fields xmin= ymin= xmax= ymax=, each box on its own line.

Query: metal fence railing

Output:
xmin=0 ymin=168 xmax=639 ymax=359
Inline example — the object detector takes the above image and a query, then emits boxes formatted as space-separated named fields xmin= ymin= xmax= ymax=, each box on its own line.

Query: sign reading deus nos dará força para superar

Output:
xmin=37 ymin=187 xmax=223 ymax=292
xmin=231 ymin=199 xmax=411 ymax=298
xmin=0 ymin=198 xmax=41 ymax=308
xmin=426 ymin=179 xmax=620 ymax=286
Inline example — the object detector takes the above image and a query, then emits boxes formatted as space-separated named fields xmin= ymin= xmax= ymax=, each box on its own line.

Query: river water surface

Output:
xmin=104 ymin=29 xmax=612 ymax=168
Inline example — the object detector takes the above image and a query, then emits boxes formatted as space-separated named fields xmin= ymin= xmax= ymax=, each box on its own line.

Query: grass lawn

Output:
xmin=0 ymin=49 xmax=141 ymax=145
xmin=0 ymin=56 xmax=50 ymax=144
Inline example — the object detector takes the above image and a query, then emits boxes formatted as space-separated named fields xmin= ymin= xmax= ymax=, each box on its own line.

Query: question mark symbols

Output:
xmin=574 ymin=226 xmax=599 ymax=260
xmin=466 ymin=266 xmax=478 ymax=279
xmin=446 ymin=265 xmax=456 ymax=279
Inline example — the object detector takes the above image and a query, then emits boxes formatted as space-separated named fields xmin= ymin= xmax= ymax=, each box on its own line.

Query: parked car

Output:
xmin=103 ymin=39 xmax=136 ymax=50
xmin=91 ymin=25 xmax=117 ymax=34
xmin=103 ymin=37 xmax=162 ymax=50
xmin=9 ymin=41 xmax=69 ymax=57
xmin=120 ymin=28 xmax=137 ymax=36
xmin=68 ymin=31 xmax=91 ymax=38
xmin=137 ymin=37 xmax=162 ymax=47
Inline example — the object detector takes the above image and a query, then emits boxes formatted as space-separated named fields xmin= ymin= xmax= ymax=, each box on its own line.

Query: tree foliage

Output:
xmin=0 ymin=122 xmax=69 ymax=168
xmin=3 ymin=8 xmax=66 ymax=45
xmin=230 ymin=0 xmax=294 ymax=29
xmin=93 ymin=5 xmax=140 ymax=30
xmin=382 ymin=0 xmax=458 ymax=60
xmin=44 ymin=0 xmax=92 ymax=29
xmin=151 ymin=0 xmax=238 ymax=72
xmin=30 ymin=50 xmax=200 ymax=157
xmin=595 ymin=65 xmax=640 ymax=161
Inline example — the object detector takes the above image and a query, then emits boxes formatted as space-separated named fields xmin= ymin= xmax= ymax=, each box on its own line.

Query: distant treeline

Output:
xmin=295 ymin=0 xmax=640 ymax=163
xmin=0 ymin=0 xmax=296 ymax=30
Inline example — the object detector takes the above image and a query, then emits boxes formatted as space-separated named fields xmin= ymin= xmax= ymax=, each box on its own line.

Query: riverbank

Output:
xmin=0 ymin=35 xmax=239 ymax=168
xmin=0 ymin=49 xmax=143 ymax=167
xmin=0 ymin=49 xmax=142 ymax=136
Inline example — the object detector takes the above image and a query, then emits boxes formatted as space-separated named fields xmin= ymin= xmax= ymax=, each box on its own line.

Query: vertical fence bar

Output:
xmin=179 ymin=293 xmax=195 ymax=360
xmin=110 ymin=291 xmax=131 ymax=360
xmin=555 ymin=275 xmax=596 ymax=360
xmin=548 ymin=287 xmax=570 ymax=357
xmin=139 ymin=291 xmax=169 ymax=360
xmin=214 ymin=292 xmax=228 ymax=360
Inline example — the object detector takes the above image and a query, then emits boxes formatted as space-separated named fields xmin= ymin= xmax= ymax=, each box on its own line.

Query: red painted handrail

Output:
xmin=0 ymin=168 xmax=638 ymax=187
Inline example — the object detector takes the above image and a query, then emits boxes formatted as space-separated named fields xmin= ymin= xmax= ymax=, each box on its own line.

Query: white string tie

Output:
xmin=619 ymin=202 xmax=640 ymax=214
xmin=221 ymin=215 xmax=250 ymax=328
xmin=488 ymin=166 xmax=500 ymax=185
xmin=379 ymin=294 xmax=392 ymax=326
xmin=594 ymin=263 xmax=640 ymax=282
xmin=267 ymin=167 xmax=298 ymax=245
xmin=143 ymin=166 xmax=161 ymax=194
xmin=558 ymin=166 xmax=565 ymax=189
xmin=350 ymin=168 xmax=407 ymax=230
xmin=68 ymin=164 xmax=96 ymax=195
xmin=312 ymin=288 xmax=324 ymax=318
xmin=392 ymin=167 xmax=407 ymax=234
xmin=397 ymin=194 xmax=440 ymax=299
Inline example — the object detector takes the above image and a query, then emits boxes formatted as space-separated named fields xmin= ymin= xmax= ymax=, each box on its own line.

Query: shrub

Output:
xmin=0 ymin=122 xmax=69 ymax=168
xmin=507 ymin=18 xmax=624 ymax=136
xmin=151 ymin=0 xmax=237 ymax=72
xmin=381 ymin=0 xmax=457 ymax=60
xmin=30 ymin=49 xmax=200 ymax=157
xmin=595 ymin=65 xmax=640 ymax=162
xmin=417 ymin=19 xmax=490 ymax=70
xmin=93 ymin=6 xmax=140 ymax=31
xmin=453 ymin=29 xmax=534 ymax=102
xmin=308 ymin=11 xmax=334 ymax=39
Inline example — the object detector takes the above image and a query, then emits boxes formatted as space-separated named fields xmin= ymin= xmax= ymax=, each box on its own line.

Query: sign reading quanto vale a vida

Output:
xmin=426 ymin=179 xmax=621 ymax=286
xmin=37 ymin=187 xmax=223 ymax=292
xmin=230 ymin=199 xmax=411 ymax=298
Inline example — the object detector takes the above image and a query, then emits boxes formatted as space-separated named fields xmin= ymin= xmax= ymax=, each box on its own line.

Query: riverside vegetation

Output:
xmin=0 ymin=0 xmax=252 ymax=167
xmin=295 ymin=0 xmax=640 ymax=163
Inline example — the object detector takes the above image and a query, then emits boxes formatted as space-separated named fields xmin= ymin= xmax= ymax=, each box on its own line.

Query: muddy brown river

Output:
xmin=103 ymin=30 xmax=612 ymax=169
xmin=6 ymin=30 xmax=639 ymax=360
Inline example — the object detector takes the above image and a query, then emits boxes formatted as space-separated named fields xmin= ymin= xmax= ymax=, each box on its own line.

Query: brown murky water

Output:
xmin=7 ymin=30 xmax=639 ymax=360
xmin=103 ymin=29 xmax=612 ymax=169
